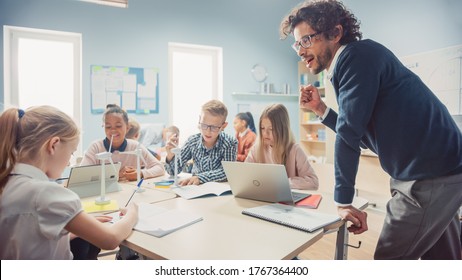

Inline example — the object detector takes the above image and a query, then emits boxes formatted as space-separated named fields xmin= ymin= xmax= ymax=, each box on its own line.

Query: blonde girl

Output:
xmin=0 ymin=106 xmax=138 ymax=259
xmin=245 ymin=103 xmax=319 ymax=190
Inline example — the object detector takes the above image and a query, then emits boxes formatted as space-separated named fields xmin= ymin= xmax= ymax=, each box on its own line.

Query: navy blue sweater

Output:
xmin=323 ymin=39 xmax=462 ymax=204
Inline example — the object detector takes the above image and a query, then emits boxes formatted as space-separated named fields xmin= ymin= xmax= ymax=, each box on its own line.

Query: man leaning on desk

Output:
xmin=281 ymin=0 xmax=462 ymax=260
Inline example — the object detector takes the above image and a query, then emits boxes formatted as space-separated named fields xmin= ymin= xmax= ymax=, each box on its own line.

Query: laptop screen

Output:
xmin=222 ymin=161 xmax=310 ymax=204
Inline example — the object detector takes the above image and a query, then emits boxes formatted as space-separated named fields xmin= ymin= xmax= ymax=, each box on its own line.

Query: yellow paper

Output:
xmin=155 ymin=184 xmax=172 ymax=189
xmin=82 ymin=200 xmax=119 ymax=213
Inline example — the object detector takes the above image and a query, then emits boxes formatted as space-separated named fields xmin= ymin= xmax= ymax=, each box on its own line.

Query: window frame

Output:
xmin=4 ymin=25 xmax=82 ymax=155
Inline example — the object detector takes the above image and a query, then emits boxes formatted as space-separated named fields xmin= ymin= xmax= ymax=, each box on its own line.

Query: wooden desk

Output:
xmin=119 ymin=193 xmax=368 ymax=260
xmin=80 ymin=182 xmax=177 ymax=210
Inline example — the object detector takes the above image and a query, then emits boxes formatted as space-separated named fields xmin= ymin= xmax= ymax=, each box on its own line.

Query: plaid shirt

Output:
xmin=165 ymin=132 xmax=237 ymax=183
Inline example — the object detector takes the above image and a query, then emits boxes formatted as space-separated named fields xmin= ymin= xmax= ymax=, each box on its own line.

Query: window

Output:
xmin=168 ymin=43 xmax=223 ymax=143
xmin=4 ymin=26 xmax=82 ymax=154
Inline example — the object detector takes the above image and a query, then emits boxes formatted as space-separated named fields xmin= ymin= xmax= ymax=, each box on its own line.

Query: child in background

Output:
xmin=153 ymin=125 xmax=180 ymax=161
xmin=81 ymin=104 xmax=164 ymax=181
xmin=0 ymin=106 xmax=138 ymax=259
xmin=246 ymin=103 xmax=319 ymax=190
xmin=126 ymin=117 xmax=141 ymax=140
xmin=126 ymin=117 xmax=159 ymax=159
xmin=162 ymin=125 xmax=180 ymax=147
xmin=165 ymin=100 xmax=237 ymax=185
xmin=233 ymin=112 xmax=257 ymax=162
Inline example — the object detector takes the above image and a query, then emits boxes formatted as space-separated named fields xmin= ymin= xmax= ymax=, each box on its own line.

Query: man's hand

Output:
xmin=299 ymin=84 xmax=327 ymax=117
xmin=337 ymin=205 xmax=368 ymax=234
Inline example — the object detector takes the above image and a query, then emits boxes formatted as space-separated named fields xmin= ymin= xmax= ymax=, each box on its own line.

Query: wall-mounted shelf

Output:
xmin=232 ymin=92 xmax=299 ymax=98
xmin=301 ymin=139 xmax=326 ymax=144
xmin=301 ymin=120 xmax=323 ymax=125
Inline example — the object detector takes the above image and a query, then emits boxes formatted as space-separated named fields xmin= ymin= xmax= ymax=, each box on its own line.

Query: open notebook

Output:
xmin=242 ymin=203 xmax=340 ymax=233
xmin=109 ymin=202 xmax=203 ymax=237
xmin=172 ymin=182 xmax=232 ymax=200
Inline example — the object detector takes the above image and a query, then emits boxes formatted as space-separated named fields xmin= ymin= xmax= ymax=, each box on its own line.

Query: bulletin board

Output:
xmin=90 ymin=65 xmax=159 ymax=114
xmin=399 ymin=45 xmax=462 ymax=115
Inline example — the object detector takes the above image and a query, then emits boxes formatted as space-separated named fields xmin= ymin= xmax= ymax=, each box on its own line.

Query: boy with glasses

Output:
xmin=165 ymin=100 xmax=237 ymax=186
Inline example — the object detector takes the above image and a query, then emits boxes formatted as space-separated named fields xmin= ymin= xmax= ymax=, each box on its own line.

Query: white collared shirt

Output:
xmin=318 ymin=45 xmax=346 ymax=122
xmin=238 ymin=128 xmax=249 ymax=138
xmin=0 ymin=163 xmax=82 ymax=259
xmin=326 ymin=45 xmax=346 ymax=80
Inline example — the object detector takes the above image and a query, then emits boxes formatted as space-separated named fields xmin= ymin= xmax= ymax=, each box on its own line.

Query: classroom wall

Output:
xmin=0 ymin=0 xmax=302 ymax=149
xmin=343 ymin=0 xmax=462 ymax=56
xmin=1 ymin=0 xmax=461 ymax=151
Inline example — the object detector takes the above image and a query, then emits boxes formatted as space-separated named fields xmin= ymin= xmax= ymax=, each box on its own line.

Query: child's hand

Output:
xmin=165 ymin=134 xmax=178 ymax=151
xmin=169 ymin=134 xmax=179 ymax=147
xmin=119 ymin=203 xmax=138 ymax=217
xmin=165 ymin=134 xmax=178 ymax=162
xmin=123 ymin=166 xmax=138 ymax=181
xmin=179 ymin=176 xmax=200 ymax=186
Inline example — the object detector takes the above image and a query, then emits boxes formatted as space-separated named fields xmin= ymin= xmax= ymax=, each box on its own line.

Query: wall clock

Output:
xmin=251 ymin=64 xmax=268 ymax=82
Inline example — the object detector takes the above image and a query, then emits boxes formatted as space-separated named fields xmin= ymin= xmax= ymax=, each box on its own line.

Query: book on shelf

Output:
xmin=108 ymin=202 xmax=203 ymax=238
xmin=172 ymin=182 xmax=232 ymax=200
xmin=295 ymin=194 xmax=322 ymax=209
xmin=242 ymin=203 xmax=340 ymax=233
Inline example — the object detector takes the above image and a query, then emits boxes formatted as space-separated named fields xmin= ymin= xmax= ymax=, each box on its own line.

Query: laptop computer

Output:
xmin=221 ymin=161 xmax=310 ymax=205
xmin=65 ymin=162 xmax=122 ymax=198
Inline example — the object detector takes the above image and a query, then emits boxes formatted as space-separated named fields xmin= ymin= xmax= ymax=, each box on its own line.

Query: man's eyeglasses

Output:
xmin=198 ymin=122 xmax=223 ymax=132
xmin=292 ymin=31 xmax=322 ymax=52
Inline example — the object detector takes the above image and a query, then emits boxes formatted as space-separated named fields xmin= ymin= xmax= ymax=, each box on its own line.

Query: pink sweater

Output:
xmin=245 ymin=143 xmax=319 ymax=190
xmin=81 ymin=139 xmax=165 ymax=180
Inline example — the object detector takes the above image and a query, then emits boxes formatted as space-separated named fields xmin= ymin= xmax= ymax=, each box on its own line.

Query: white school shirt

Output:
xmin=81 ymin=138 xmax=165 ymax=179
xmin=0 ymin=163 xmax=82 ymax=260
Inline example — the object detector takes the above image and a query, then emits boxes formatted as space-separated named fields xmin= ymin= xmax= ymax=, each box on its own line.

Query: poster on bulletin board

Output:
xmin=90 ymin=65 xmax=159 ymax=114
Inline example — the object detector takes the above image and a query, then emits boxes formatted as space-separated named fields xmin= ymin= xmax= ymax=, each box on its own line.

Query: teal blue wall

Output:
xmin=1 ymin=0 xmax=461 ymax=150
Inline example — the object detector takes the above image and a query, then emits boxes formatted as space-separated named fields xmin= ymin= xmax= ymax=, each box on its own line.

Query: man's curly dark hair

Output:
xmin=280 ymin=0 xmax=362 ymax=45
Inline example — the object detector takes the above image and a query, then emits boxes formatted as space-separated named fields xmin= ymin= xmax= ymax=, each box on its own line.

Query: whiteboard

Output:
xmin=400 ymin=45 xmax=462 ymax=114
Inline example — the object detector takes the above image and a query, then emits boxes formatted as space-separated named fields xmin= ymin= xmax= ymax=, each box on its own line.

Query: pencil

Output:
xmin=125 ymin=178 xmax=144 ymax=207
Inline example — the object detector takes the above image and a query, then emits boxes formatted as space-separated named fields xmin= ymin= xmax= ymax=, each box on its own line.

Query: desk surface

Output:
xmin=121 ymin=193 xmax=368 ymax=260
xmin=79 ymin=182 xmax=177 ymax=211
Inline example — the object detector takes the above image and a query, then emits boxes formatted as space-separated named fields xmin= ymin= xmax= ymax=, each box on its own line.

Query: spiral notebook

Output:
xmin=242 ymin=203 xmax=340 ymax=233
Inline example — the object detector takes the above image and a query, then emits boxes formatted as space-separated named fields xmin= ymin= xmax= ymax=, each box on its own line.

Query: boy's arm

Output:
xmin=165 ymin=136 xmax=193 ymax=175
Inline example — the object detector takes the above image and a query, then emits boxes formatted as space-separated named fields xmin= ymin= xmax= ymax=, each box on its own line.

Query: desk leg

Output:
xmin=117 ymin=245 xmax=140 ymax=260
xmin=334 ymin=223 xmax=349 ymax=260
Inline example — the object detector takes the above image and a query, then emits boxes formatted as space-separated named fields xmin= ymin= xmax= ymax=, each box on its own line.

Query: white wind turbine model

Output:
xmin=119 ymin=142 xmax=147 ymax=192
xmin=94 ymin=135 xmax=118 ymax=205
xmin=171 ymin=144 xmax=182 ymax=186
